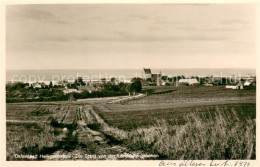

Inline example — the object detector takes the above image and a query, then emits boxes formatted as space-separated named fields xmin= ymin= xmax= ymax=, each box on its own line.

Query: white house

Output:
xmin=42 ymin=81 xmax=50 ymax=86
xmin=63 ymin=89 xmax=79 ymax=94
xmin=78 ymin=86 xmax=96 ymax=93
xmin=32 ymin=82 xmax=42 ymax=89
xmin=178 ymin=79 xmax=199 ymax=85
xmin=203 ymin=83 xmax=213 ymax=86
xmin=226 ymin=83 xmax=243 ymax=89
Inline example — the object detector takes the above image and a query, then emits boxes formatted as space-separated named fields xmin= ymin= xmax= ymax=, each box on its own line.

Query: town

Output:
xmin=6 ymin=68 xmax=256 ymax=103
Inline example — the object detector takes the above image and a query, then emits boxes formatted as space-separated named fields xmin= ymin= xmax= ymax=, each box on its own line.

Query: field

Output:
xmin=6 ymin=85 xmax=256 ymax=160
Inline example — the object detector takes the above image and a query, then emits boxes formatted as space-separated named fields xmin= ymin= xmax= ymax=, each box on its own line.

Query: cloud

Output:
xmin=38 ymin=33 xmax=232 ymax=43
xmin=6 ymin=5 xmax=68 ymax=24
xmin=219 ymin=19 xmax=250 ymax=25
xmin=175 ymin=26 xmax=237 ymax=32
xmin=127 ymin=14 xmax=151 ymax=21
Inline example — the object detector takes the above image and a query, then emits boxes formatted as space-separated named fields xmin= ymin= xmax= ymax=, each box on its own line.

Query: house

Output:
xmin=243 ymin=81 xmax=251 ymax=86
xmin=226 ymin=83 xmax=243 ymax=89
xmin=78 ymin=85 xmax=96 ymax=93
xmin=63 ymin=89 xmax=79 ymax=94
xmin=178 ymin=79 xmax=199 ymax=85
xmin=243 ymin=80 xmax=256 ymax=90
xmin=203 ymin=83 xmax=213 ymax=86
xmin=52 ymin=81 xmax=61 ymax=86
xmin=143 ymin=68 xmax=152 ymax=80
xmin=151 ymin=73 xmax=162 ymax=86
xmin=143 ymin=68 xmax=164 ymax=86
xmin=58 ymin=81 xmax=64 ymax=86
xmin=42 ymin=81 xmax=50 ymax=86
xmin=32 ymin=82 xmax=42 ymax=89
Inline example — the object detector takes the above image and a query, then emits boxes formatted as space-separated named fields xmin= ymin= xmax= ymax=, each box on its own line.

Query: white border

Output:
xmin=0 ymin=1 xmax=259 ymax=167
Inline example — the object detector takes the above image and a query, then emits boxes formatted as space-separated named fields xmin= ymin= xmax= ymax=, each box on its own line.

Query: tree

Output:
xmin=129 ymin=80 xmax=142 ymax=93
xmin=131 ymin=77 xmax=142 ymax=82
xmin=75 ymin=77 xmax=86 ymax=86
xmin=49 ymin=81 xmax=53 ymax=88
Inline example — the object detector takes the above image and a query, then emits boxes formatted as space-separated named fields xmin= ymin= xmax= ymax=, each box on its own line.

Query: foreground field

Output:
xmin=6 ymin=86 xmax=256 ymax=160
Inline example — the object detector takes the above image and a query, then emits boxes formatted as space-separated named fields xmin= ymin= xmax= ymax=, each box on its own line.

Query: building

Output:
xmin=78 ymin=85 xmax=96 ymax=93
xmin=178 ymin=79 xmax=199 ymax=85
xmin=63 ymin=89 xmax=79 ymax=94
xmin=203 ymin=83 xmax=213 ymax=86
xmin=143 ymin=68 xmax=163 ymax=86
xmin=143 ymin=68 xmax=152 ymax=79
xmin=243 ymin=80 xmax=256 ymax=90
xmin=151 ymin=73 xmax=162 ymax=86
xmin=31 ymin=82 xmax=42 ymax=89
xmin=243 ymin=81 xmax=251 ymax=86
xmin=226 ymin=83 xmax=243 ymax=89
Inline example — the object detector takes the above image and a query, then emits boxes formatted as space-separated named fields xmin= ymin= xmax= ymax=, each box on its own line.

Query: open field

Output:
xmin=94 ymin=103 xmax=256 ymax=130
xmin=6 ymin=86 xmax=256 ymax=160
xmin=6 ymin=103 xmax=158 ymax=160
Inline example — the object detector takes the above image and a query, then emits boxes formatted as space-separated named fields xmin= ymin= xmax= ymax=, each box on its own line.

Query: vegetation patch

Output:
xmin=31 ymin=108 xmax=52 ymax=116
xmin=87 ymin=123 xmax=101 ymax=131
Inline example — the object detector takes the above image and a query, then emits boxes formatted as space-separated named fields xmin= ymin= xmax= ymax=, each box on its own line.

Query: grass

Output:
xmin=6 ymin=104 xmax=60 ymax=121
xmin=94 ymin=103 xmax=255 ymax=131
xmin=6 ymin=122 xmax=58 ymax=160
xmin=137 ymin=85 xmax=256 ymax=103
xmin=128 ymin=112 xmax=255 ymax=159
xmin=6 ymin=86 xmax=256 ymax=160
xmin=92 ymin=104 xmax=256 ymax=159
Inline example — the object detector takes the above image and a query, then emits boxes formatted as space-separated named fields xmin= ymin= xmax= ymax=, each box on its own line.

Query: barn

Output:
xmin=178 ymin=79 xmax=199 ymax=85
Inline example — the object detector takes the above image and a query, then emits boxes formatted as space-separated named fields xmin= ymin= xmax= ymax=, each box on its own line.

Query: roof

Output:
xmin=243 ymin=81 xmax=251 ymax=86
xmin=178 ymin=79 xmax=199 ymax=85
xmin=32 ymin=82 xmax=41 ymax=87
xmin=42 ymin=81 xmax=50 ymax=85
xmin=143 ymin=68 xmax=151 ymax=74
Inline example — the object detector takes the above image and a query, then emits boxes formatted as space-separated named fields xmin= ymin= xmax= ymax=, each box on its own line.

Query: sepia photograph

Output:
xmin=1 ymin=2 xmax=258 ymax=166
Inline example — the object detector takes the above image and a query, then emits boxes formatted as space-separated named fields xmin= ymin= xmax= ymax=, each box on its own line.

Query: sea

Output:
xmin=6 ymin=68 xmax=256 ymax=83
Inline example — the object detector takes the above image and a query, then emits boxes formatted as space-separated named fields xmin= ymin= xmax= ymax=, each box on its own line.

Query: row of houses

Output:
xmin=27 ymin=80 xmax=98 ymax=94
xmin=225 ymin=80 xmax=256 ymax=90
xmin=62 ymin=85 xmax=97 ymax=94
xmin=143 ymin=68 xmax=200 ymax=86
xmin=142 ymin=68 xmax=256 ymax=88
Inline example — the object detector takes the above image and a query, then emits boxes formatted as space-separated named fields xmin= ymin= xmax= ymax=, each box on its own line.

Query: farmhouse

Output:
xmin=243 ymin=80 xmax=256 ymax=90
xmin=31 ymin=82 xmax=42 ymax=89
xmin=178 ymin=78 xmax=199 ymax=85
xmin=78 ymin=85 xmax=96 ymax=93
xmin=226 ymin=83 xmax=243 ymax=89
xmin=203 ymin=83 xmax=213 ymax=86
xmin=63 ymin=88 xmax=79 ymax=94
xmin=42 ymin=81 xmax=50 ymax=86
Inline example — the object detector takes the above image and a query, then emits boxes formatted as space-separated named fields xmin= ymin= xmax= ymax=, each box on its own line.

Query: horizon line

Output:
xmin=6 ymin=67 xmax=257 ymax=71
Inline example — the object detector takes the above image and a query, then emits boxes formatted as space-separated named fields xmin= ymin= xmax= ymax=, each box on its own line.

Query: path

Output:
xmin=45 ymin=104 xmax=158 ymax=160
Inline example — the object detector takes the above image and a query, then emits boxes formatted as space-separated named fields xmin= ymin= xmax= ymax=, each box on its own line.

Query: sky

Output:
xmin=6 ymin=4 xmax=257 ymax=70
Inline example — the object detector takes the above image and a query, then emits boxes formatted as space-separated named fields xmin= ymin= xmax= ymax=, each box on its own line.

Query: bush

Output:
xmin=87 ymin=123 xmax=101 ymax=131
xmin=50 ymin=117 xmax=60 ymax=127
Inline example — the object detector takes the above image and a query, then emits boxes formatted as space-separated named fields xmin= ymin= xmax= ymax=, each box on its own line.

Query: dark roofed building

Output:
xmin=143 ymin=68 xmax=151 ymax=74
xmin=143 ymin=68 xmax=152 ymax=80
